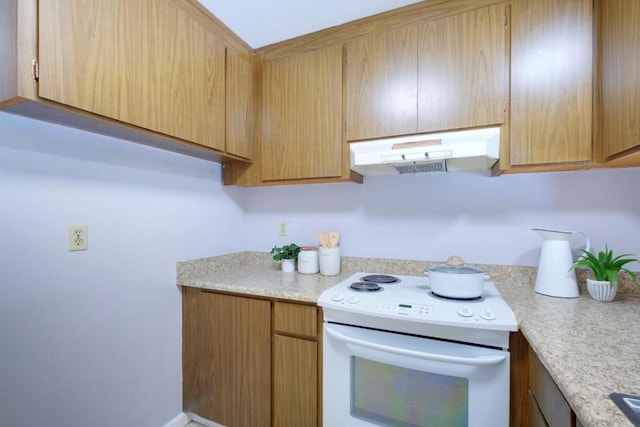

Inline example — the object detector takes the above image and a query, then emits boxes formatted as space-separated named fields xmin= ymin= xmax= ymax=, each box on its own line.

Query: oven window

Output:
xmin=351 ymin=356 xmax=468 ymax=427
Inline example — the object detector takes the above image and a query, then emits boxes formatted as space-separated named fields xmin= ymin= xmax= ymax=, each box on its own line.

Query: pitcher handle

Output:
xmin=574 ymin=231 xmax=590 ymax=256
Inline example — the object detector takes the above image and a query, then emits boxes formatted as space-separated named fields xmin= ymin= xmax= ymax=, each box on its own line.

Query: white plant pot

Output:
xmin=586 ymin=278 xmax=617 ymax=302
xmin=281 ymin=259 xmax=296 ymax=273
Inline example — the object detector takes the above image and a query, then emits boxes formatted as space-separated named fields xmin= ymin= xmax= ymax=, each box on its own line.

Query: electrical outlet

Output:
xmin=68 ymin=225 xmax=88 ymax=251
xmin=278 ymin=220 xmax=288 ymax=236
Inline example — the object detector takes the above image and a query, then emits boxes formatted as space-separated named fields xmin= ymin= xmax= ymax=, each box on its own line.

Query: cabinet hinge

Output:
xmin=504 ymin=99 xmax=507 ymax=114
xmin=504 ymin=14 xmax=508 ymax=29
xmin=31 ymin=59 xmax=39 ymax=82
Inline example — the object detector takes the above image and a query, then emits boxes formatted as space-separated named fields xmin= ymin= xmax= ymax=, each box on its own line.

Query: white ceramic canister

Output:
xmin=318 ymin=246 xmax=340 ymax=276
xmin=298 ymin=246 xmax=319 ymax=274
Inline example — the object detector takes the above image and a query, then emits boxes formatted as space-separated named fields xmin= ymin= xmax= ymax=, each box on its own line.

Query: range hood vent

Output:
xmin=350 ymin=127 xmax=500 ymax=176
xmin=393 ymin=160 xmax=446 ymax=174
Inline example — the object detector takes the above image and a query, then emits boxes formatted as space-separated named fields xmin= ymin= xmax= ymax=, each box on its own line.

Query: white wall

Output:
xmin=244 ymin=167 xmax=640 ymax=268
xmin=0 ymin=112 xmax=245 ymax=427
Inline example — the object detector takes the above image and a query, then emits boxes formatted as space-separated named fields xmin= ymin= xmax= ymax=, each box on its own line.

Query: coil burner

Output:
xmin=349 ymin=282 xmax=382 ymax=292
xmin=359 ymin=274 xmax=400 ymax=284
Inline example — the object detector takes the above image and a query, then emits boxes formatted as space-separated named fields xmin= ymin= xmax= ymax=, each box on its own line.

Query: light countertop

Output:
xmin=177 ymin=251 xmax=640 ymax=427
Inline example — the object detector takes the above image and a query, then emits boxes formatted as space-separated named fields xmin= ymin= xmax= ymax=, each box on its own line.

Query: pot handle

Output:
xmin=484 ymin=273 xmax=491 ymax=280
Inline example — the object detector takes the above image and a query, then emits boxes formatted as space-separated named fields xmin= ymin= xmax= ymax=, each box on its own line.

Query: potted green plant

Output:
xmin=270 ymin=243 xmax=300 ymax=272
xmin=570 ymin=245 xmax=638 ymax=302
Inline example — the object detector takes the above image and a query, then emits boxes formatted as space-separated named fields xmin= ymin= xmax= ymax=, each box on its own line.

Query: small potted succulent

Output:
xmin=270 ymin=243 xmax=301 ymax=273
xmin=570 ymin=245 xmax=638 ymax=302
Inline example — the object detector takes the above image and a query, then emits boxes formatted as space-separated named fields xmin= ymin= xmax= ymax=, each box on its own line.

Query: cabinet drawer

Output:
xmin=529 ymin=389 xmax=550 ymax=427
xmin=274 ymin=302 xmax=318 ymax=337
xmin=529 ymin=348 xmax=574 ymax=427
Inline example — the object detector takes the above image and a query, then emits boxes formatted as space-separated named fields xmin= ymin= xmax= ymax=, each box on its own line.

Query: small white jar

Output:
xmin=297 ymin=247 xmax=319 ymax=274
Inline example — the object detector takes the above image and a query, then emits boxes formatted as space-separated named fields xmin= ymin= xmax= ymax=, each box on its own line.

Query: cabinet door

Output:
xmin=529 ymin=347 xmax=575 ymax=427
xmin=226 ymin=49 xmax=254 ymax=159
xmin=38 ymin=0 xmax=226 ymax=151
xmin=418 ymin=4 xmax=507 ymax=133
xmin=510 ymin=0 xmax=592 ymax=166
xmin=261 ymin=46 xmax=343 ymax=181
xmin=346 ymin=25 xmax=418 ymax=141
xmin=148 ymin=0 xmax=225 ymax=150
xmin=600 ymin=0 xmax=640 ymax=160
xmin=273 ymin=335 xmax=318 ymax=427
xmin=38 ymin=0 xmax=148 ymax=128
xmin=182 ymin=289 xmax=271 ymax=427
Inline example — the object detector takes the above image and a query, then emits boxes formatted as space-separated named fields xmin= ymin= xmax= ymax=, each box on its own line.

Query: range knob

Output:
xmin=479 ymin=309 xmax=497 ymax=320
xmin=331 ymin=292 xmax=345 ymax=302
xmin=457 ymin=306 xmax=474 ymax=318
xmin=347 ymin=295 xmax=360 ymax=304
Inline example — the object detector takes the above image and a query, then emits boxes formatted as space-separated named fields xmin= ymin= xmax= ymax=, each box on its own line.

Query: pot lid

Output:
xmin=428 ymin=255 xmax=485 ymax=275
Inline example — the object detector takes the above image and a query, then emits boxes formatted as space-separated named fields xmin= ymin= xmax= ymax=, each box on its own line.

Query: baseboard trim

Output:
xmin=163 ymin=412 xmax=190 ymax=427
xmin=188 ymin=412 xmax=225 ymax=427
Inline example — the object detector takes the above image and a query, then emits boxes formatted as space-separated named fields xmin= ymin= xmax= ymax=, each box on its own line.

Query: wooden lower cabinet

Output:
xmin=528 ymin=347 xmax=577 ymax=427
xmin=182 ymin=288 xmax=271 ymax=426
xmin=273 ymin=335 xmax=318 ymax=426
xmin=182 ymin=289 xmax=321 ymax=427
xmin=510 ymin=332 xmax=581 ymax=427
xmin=273 ymin=301 xmax=320 ymax=427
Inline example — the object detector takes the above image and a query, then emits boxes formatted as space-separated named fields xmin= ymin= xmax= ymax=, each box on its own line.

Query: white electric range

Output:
xmin=318 ymin=272 xmax=518 ymax=427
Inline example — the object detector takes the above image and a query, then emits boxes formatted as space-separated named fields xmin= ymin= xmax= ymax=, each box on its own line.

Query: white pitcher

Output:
xmin=533 ymin=228 xmax=590 ymax=298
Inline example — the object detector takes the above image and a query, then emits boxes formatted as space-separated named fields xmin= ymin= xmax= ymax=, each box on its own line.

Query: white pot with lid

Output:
xmin=424 ymin=255 xmax=488 ymax=299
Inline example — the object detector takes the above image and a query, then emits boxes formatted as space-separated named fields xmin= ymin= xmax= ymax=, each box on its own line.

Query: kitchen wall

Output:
xmin=244 ymin=166 xmax=640 ymax=268
xmin=0 ymin=112 xmax=245 ymax=427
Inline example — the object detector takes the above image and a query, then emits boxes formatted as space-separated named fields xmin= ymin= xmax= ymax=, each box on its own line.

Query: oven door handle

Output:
xmin=325 ymin=326 xmax=506 ymax=366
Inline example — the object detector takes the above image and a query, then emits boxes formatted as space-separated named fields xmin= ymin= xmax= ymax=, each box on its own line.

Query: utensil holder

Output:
xmin=319 ymin=246 xmax=340 ymax=276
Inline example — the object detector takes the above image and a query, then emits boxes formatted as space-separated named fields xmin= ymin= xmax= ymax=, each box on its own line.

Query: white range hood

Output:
xmin=350 ymin=127 xmax=500 ymax=176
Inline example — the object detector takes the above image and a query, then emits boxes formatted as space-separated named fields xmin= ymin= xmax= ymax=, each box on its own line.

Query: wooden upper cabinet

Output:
xmin=261 ymin=46 xmax=343 ymax=181
xmin=599 ymin=0 xmax=640 ymax=162
xmin=148 ymin=0 xmax=225 ymax=150
xmin=226 ymin=49 xmax=254 ymax=159
xmin=38 ymin=0 xmax=226 ymax=151
xmin=509 ymin=0 xmax=593 ymax=167
xmin=346 ymin=26 xmax=418 ymax=141
xmin=346 ymin=6 xmax=507 ymax=142
xmin=418 ymin=4 xmax=507 ymax=133
xmin=38 ymin=0 xmax=148 ymax=127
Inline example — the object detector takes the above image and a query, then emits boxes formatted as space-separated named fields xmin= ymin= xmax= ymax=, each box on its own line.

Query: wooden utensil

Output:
xmin=317 ymin=232 xmax=328 ymax=248
xmin=328 ymin=231 xmax=340 ymax=248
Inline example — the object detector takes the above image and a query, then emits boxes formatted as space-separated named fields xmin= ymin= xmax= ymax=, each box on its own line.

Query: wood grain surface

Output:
xmin=261 ymin=45 xmax=343 ymax=181
xmin=599 ymin=0 xmax=640 ymax=160
xmin=509 ymin=0 xmax=593 ymax=166
xmin=418 ymin=4 xmax=506 ymax=132
xmin=346 ymin=24 xmax=418 ymax=141
xmin=183 ymin=289 xmax=271 ymax=426
xmin=226 ymin=48 xmax=254 ymax=159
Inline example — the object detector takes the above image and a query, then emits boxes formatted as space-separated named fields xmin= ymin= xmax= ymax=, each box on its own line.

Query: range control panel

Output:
xmin=378 ymin=301 xmax=433 ymax=317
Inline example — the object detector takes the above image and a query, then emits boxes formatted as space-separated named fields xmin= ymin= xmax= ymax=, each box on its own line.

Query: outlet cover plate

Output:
xmin=68 ymin=225 xmax=88 ymax=251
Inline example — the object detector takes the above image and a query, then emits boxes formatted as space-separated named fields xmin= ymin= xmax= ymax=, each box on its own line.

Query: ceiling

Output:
xmin=198 ymin=0 xmax=425 ymax=48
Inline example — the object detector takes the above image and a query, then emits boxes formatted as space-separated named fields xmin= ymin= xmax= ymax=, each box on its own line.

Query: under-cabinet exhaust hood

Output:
xmin=350 ymin=127 xmax=500 ymax=176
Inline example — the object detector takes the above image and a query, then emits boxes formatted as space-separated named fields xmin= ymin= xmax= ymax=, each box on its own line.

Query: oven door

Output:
xmin=323 ymin=322 xmax=509 ymax=427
